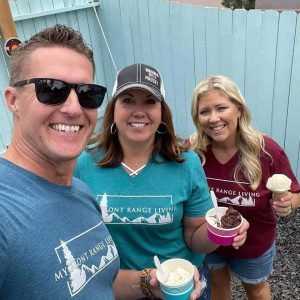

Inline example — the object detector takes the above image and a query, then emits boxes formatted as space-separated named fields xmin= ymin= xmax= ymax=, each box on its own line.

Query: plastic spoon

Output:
xmin=153 ymin=255 xmax=169 ymax=282
xmin=210 ymin=190 xmax=222 ymax=222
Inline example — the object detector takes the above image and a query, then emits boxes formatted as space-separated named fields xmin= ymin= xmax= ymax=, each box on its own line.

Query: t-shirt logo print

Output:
xmin=60 ymin=240 xmax=87 ymax=293
xmin=99 ymin=193 xmax=175 ymax=224
xmin=54 ymin=223 xmax=118 ymax=296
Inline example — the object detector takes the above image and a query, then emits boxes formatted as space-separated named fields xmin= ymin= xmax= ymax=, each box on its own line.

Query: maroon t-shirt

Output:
xmin=203 ymin=135 xmax=300 ymax=258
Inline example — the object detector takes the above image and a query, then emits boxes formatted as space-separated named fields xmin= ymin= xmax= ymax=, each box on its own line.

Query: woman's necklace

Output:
xmin=122 ymin=158 xmax=148 ymax=166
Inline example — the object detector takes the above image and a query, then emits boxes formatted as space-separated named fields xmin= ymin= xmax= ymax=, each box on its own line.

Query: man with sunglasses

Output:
xmin=0 ymin=25 xmax=198 ymax=300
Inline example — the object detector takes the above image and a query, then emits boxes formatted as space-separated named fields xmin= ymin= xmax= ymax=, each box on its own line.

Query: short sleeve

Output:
xmin=265 ymin=137 xmax=300 ymax=193
xmin=0 ymin=208 xmax=9 ymax=288
xmin=183 ymin=151 xmax=213 ymax=217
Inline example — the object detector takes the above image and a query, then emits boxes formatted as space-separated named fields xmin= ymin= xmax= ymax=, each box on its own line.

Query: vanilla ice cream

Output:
xmin=266 ymin=174 xmax=291 ymax=192
xmin=164 ymin=266 xmax=190 ymax=285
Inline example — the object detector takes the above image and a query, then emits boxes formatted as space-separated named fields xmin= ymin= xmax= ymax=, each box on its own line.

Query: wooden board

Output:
xmin=0 ymin=0 xmax=17 ymax=40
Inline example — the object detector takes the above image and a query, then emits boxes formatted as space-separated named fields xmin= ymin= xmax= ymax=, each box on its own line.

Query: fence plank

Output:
xmin=128 ymin=0 xmax=143 ymax=63
xmin=219 ymin=8 xmax=233 ymax=78
xmin=99 ymin=0 xmax=124 ymax=72
xmin=169 ymin=1 xmax=189 ymax=137
xmin=256 ymin=10 xmax=279 ymax=135
xmin=86 ymin=6 xmax=111 ymax=117
xmin=0 ymin=66 xmax=11 ymax=150
xmin=285 ymin=13 xmax=300 ymax=178
xmin=271 ymin=11 xmax=296 ymax=148
xmin=138 ymin=0 xmax=153 ymax=66
xmin=181 ymin=4 xmax=197 ymax=135
xmin=231 ymin=9 xmax=247 ymax=91
xmin=0 ymin=0 xmax=299 ymax=178
xmin=150 ymin=0 xmax=178 ymax=126
xmin=205 ymin=8 xmax=219 ymax=75
xmin=118 ymin=0 xmax=135 ymax=65
xmin=244 ymin=9 xmax=262 ymax=122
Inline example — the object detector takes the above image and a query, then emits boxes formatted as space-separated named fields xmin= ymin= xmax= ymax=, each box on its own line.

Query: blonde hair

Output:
xmin=190 ymin=75 xmax=266 ymax=190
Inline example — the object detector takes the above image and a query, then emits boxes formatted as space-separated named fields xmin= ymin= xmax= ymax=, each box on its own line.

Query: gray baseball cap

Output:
xmin=112 ymin=63 xmax=165 ymax=102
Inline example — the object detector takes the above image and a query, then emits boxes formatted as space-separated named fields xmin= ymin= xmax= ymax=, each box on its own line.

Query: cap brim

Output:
xmin=113 ymin=83 xmax=163 ymax=102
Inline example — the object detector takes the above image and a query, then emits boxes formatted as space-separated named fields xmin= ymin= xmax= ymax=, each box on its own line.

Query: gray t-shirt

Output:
xmin=0 ymin=158 xmax=119 ymax=299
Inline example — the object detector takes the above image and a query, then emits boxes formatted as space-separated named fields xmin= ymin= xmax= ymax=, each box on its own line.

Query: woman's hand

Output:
xmin=232 ymin=218 xmax=249 ymax=249
xmin=148 ymin=266 xmax=201 ymax=299
xmin=148 ymin=269 xmax=164 ymax=299
xmin=272 ymin=191 xmax=294 ymax=217
xmin=189 ymin=266 xmax=201 ymax=300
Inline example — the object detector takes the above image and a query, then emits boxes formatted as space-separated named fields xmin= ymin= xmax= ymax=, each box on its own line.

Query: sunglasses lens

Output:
xmin=35 ymin=79 xmax=69 ymax=104
xmin=77 ymin=84 xmax=106 ymax=108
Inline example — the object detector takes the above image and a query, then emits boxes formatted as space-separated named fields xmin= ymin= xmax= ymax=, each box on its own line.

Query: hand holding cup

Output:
xmin=156 ymin=258 xmax=197 ymax=300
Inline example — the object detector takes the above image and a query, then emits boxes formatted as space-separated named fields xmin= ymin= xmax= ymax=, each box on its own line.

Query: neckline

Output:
xmin=121 ymin=162 xmax=147 ymax=177
xmin=209 ymin=147 xmax=239 ymax=166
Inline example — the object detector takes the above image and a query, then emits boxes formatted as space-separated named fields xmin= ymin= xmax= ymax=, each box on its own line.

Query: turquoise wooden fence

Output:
xmin=0 ymin=0 xmax=299 ymax=180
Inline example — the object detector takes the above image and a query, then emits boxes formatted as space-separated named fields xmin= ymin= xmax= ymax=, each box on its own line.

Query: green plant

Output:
xmin=222 ymin=0 xmax=256 ymax=10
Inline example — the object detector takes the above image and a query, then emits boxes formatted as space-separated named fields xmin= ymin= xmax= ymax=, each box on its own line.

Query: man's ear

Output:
xmin=4 ymin=87 xmax=20 ymax=114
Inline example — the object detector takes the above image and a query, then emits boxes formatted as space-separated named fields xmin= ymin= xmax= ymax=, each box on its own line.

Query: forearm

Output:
xmin=188 ymin=222 xmax=219 ymax=253
xmin=185 ymin=215 xmax=249 ymax=252
xmin=113 ymin=269 xmax=145 ymax=300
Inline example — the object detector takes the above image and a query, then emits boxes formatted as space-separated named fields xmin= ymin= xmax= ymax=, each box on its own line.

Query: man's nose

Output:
xmin=59 ymin=89 xmax=83 ymax=116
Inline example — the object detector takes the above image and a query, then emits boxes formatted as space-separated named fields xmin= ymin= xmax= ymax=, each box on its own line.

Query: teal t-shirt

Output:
xmin=0 ymin=158 xmax=119 ymax=299
xmin=75 ymin=149 xmax=212 ymax=269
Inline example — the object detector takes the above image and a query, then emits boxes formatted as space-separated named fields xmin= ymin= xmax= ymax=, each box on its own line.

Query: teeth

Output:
xmin=130 ymin=123 xmax=146 ymax=127
xmin=51 ymin=124 xmax=80 ymax=132
xmin=211 ymin=125 xmax=225 ymax=131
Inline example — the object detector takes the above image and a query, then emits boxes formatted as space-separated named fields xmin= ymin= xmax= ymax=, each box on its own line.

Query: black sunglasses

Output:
xmin=13 ymin=78 xmax=107 ymax=109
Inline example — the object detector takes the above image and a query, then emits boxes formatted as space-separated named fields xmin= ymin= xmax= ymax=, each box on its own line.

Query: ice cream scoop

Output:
xmin=266 ymin=174 xmax=291 ymax=202
xmin=164 ymin=266 xmax=190 ymax=285
xmin=221 ymin=206 xmax=241 ymax=228
xmin=266 ymin=174 xmax=291 ymax=192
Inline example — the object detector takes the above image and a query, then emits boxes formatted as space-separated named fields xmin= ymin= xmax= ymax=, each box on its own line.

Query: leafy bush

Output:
xmin=222 ymin=0 xmax=255 ymax=10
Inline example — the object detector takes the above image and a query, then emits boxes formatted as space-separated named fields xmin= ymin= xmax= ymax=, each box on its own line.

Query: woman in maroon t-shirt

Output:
xmin=190 ymin=75 xmax=300 ymax=300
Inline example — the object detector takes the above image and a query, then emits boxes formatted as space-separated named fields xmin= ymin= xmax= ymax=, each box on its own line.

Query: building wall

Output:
xmin=168 ymin=0 xmax=223 ymax=7
xmin=256 ymin=0 xmax=300 ymax=10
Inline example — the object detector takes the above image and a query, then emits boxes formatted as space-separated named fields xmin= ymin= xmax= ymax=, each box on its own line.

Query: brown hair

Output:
xmin=91 ymin=97 xmax=187 ymax=167
xmin=9 ymin=24 xmax=95 ymax=85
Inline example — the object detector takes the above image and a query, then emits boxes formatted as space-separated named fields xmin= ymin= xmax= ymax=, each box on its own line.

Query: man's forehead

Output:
xmin=25 ymin=47 xmax=94 ymax=81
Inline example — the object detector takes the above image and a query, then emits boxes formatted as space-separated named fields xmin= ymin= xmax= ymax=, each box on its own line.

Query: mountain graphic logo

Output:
xmin=218 ymin=195 xmax=255 ymax=206
xmin=99 ymin=193 xmax=173 ymax=224
xmin=60 ymin=239 xmax=118 ymax=296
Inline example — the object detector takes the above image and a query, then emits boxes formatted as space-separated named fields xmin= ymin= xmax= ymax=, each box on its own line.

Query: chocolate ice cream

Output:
xmin=221 ymin=206 xmax=241 ymax=228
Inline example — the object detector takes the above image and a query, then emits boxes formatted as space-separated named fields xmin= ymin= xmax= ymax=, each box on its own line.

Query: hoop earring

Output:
xmin=110 ymin=123 xmax=117 ymax=135
xmin=156 ymin=122 xmax=167 ymax=134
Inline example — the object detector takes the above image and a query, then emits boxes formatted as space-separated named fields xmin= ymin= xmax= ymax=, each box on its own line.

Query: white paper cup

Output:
xmin=156 ymin=258 xmax=194 ymax=300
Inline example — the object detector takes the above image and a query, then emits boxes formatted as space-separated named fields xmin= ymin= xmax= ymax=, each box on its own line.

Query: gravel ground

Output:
xmin=232 ymin=210 xmax=300 ymax=300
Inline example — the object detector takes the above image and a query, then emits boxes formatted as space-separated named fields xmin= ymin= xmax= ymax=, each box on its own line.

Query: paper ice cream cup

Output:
xmin=157 ymin=258 xmax=194 ymax=300
xmin=205 ymin=207 xmax=243 ymax=246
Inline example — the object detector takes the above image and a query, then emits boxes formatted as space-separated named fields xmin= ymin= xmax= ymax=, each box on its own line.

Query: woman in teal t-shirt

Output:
xmin=75 ymin=63 xmax=249 ymax=299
